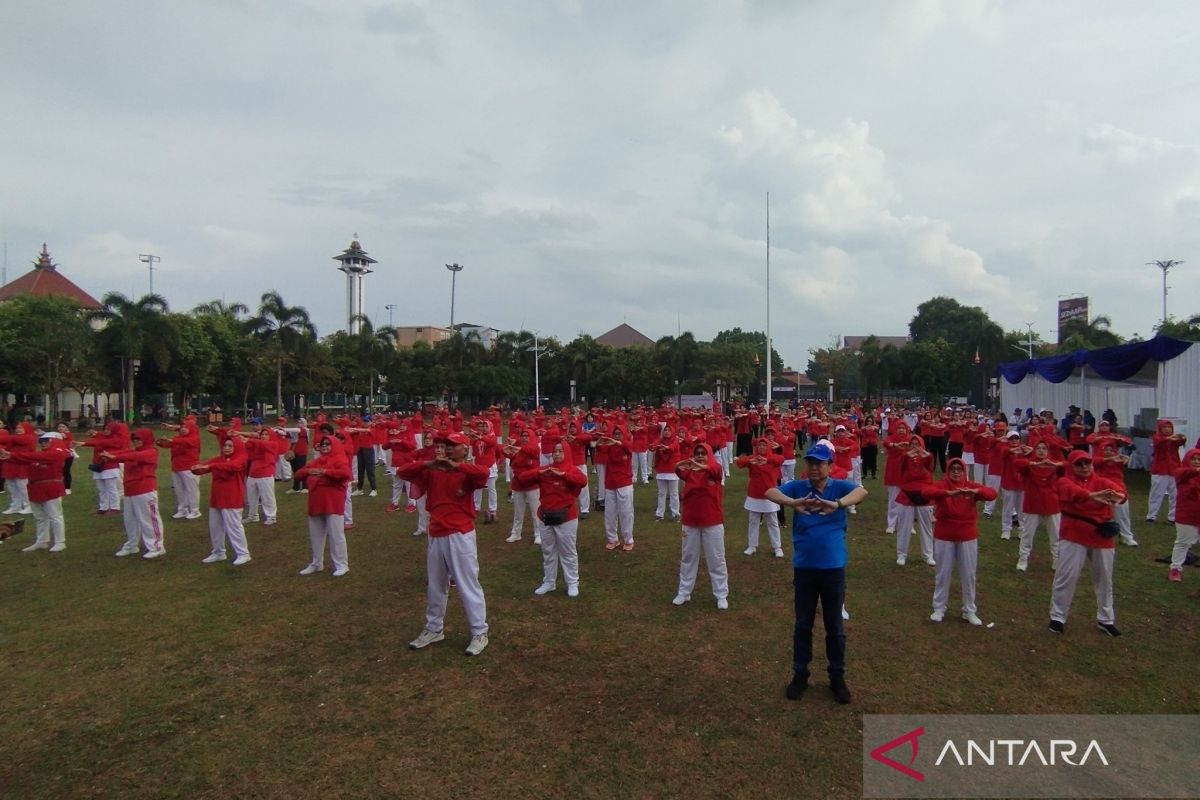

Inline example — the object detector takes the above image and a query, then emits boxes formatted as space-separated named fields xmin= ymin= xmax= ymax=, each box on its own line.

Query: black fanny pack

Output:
xmin=542 ymin=507 xmax=570 ymax=526
xmin=1062 ymin=511 xmax=1119 ymax=538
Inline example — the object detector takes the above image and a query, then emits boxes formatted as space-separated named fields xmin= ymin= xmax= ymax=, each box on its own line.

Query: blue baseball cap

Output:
xmin=803 ymin=443 xmax=835 ymax=462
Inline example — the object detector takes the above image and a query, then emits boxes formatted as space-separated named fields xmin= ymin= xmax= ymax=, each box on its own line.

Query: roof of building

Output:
xmin=332 ymin=238 xmax=377 ymax=267
xmin=779 ymin=370 xmax=817 ymax=386
xmin=0 ymin=244 xmax=102 ymax=309
xmin=595 ymin=323 xmax=655 ymax=348
xmin=842 ymin=335 xmax=910 ymax=351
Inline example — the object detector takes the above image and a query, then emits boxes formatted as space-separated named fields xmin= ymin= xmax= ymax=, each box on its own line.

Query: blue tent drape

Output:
xmin=998 ymin=335 xmax=1193 ymax=384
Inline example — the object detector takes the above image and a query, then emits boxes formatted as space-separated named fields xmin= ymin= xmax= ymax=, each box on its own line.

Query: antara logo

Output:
xmin=870 ymin=727 xmax=926 ymax=782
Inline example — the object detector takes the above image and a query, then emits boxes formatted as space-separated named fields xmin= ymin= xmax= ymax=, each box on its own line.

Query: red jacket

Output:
xmin=161 ymin=429 xmax=201 ymax=472
xmin=197 ymin=445 xmax=248 ymax=509
xmin=1058 ymin=473 xmax=1124 ymax=549
xmin=1151 ymin=423 xmax=1186 ymax=475
xmin=399 ymin=459 xmax=490 ymax=536
xmin=295 ymin=448 xmax=351 ymax=516
xmin=8 ymin=445 xmax=68 ymax=502
xmin=919 ymin=462 xmax=997 ymax=541
xmin=601 ymin=440 xmax=634 ymax=489
xmin=735 ymin=451 xmax=783 ymax=500
xmin=508 ymin=441 xmax=542 ymax=492
xmin=107 ymin=430 xmax=159 ymax=496
xmin=518 ymin=451 xmax=588 ymax=523
xmin=897 ymin=450 xmax=935 ymax=507
xmin=1175 ymin=450 xmax=1200 ymax=527
xmin=677 ymin=444 xmax=724 ymax=527
xmin=652 ymin=438 xmax=680 ymax=475
xmin=1 ymin=423 xmax=36 ymax=479
xmin=245 ymin=436 xmax=284 ymax=479
xmin=1016 ymin=459 xmax=1063 ymax=515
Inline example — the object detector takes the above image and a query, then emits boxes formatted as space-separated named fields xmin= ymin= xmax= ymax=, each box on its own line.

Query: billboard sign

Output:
xmin=1057 ymin=297 xmax=1089 ymax=343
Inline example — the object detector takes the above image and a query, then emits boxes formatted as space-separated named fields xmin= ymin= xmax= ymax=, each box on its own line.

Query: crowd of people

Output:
xmin=2 ymin=399 xmax=1198 ymax=703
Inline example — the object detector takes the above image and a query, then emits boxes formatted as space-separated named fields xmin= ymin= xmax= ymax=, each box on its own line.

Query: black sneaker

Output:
xmin=785 ymin=673 xmax=808 ymax=701
xmin=830 ymin=676 xmax=852 ymax=705
xmin=1097 ymin=622 xmax=1122 ymax=637
xmin=1048 ymin=620 xmax=1065 ymax=634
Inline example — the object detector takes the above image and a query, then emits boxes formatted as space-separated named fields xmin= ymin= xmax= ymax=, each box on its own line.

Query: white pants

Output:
xmin=885 ymin=485 xmax=900 ymax=530
xmin=343 ymin=485 xmax=353 ymax=526
xmin=208 ymin=507 xmax=249 ymax=558
xmin=1050 ymin=540 xmax=1115 ymax=625
xmin=655 ymin=477 xmax=679 ymax=519
xmin=604 ymin=485 xmax=634 ymax=544
xmin=307 ymin=514 xmax=348 ymax=572
xmin=246 ymin=476 xmax=277 ymax=521
xmin=1001 ymin=489 xmax=1023 ymax=532
xmin=595 ymin=464 xmax=606 ymax=495
xmin=391 ymin=473 xmax=409 ymax=506
xmin=781 ymin=459 xmax=796 ymax=483
xmin=851 ymin=457 xmax=863 ymax=486
xmin=171 ymin=470 xmax=200 ymax=515
xmin=932 ymin=539 xmax=978 ymax=615
xmin=1148 ymin=474 xmax=1178 ymax=521
xmin=972 ymin=462 xmax=988 ymax=483
xmin=30 ymin=497 xmax=65 ymax=547
xmin=540 ymin=519 xmax=580 ymax=589
xmin=747 ymin=510 xmax=781 ymax=550
xmin=511 ymin=488 xmax=542 ymax=539
xmin=576 ymin=465 xmax=590 ymax=514
xmin=425 ymin=531 xmax=488 ymax=636
xmin=896 ymin=505 xmax=934 ymax=561
xmin=5 ymin=478 xmax=29 ymax=511
xmin=678 ymin=524 xmax=729 ymax=600
xmin=1170 ymin=523 xmax=1199 ymax=570
xmin=94 ymin=469 xmax=121 ymax=511
xmin=472 ymin=466 xmax=498 ymax=514
xmin=123 ymin=491 xmax=165 ymax=553
xmin=415 ymin=495 xmax=428 ymax=534
xmin=634 ymin=451 xmax=651 ymax=482
xmin=1019 ymin=512 xmax=1060 ymax=563
xmin=275 ymin=454 xmax=292 ymax=481
xmin=982 ymin=475 xmax=1001 ymax=515
xmin=1113 ymin=501 xmax=1135 ymax=543
xmin=351 ymin=455 xmax=358 ymax=483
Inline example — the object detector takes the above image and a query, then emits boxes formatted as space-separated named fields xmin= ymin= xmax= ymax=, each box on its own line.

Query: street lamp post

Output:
xmin=139 ymin=254 xmax=159 ymax=295
xmin=532 ymin=332 xmax=542 ymax=410
xmin=827 ymin=378 xmax=834 ymax=404
xmin=385 ymin=303 xmax=397 ymax=328
xmin=569 ymin=379 xmax=577 ymax=403
xmin=445 ymin=263 xmax=464 ymax=329
xmin=1147 ymin=259 xmax=1185 ymax=324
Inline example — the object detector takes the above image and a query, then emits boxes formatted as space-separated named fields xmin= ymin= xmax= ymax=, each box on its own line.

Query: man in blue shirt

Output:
xmin=766 ymin=442 xmax=868 ymax=705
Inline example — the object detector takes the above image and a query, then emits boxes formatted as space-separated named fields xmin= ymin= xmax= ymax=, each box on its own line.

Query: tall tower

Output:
xmin=333 ymin=237 xmax=377 ymax=334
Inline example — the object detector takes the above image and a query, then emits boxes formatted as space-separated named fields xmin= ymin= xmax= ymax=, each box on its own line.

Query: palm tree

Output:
xmin=1058 ymin=315 xmax=1123 ymax=352
xmin=347 ymin=314 xmax=400 ymax=409
xmin=247 ymin=291 xmax=316 ymax=414
xmin=89 ymin=292 xmax=173 ymax=421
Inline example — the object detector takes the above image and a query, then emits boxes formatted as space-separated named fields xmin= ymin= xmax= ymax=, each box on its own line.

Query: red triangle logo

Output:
xmin=870 ymin=726 xmax=926 ymax=782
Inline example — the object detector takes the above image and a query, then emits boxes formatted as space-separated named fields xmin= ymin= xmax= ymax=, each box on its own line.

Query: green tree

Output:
xmin=1152 ymin=314 xmax=1200 ymax=342
xmin=89 ymin=292 xmax=174 ymax=421
xmin=1058 ymin=315 xmax=1123 ymax=352
xmin=0 ymin=295 xmax=100 ymax=423
xmin=247 ymin=292 xmax=316 ymax=414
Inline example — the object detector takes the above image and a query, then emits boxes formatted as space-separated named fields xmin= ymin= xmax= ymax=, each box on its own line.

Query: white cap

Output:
xmin=38 ymin=431 xmax=64 ymax=440
xmin=835 ymin=424 xmax=847 ymax=431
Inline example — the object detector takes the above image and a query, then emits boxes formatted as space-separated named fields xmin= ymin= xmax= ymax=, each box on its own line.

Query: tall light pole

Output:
xmin=385 ymin=303 xmax=397 ymax=328
xmin=139 ymin=254 xmax=159 ymax=295
xmin=1147 ymin=259 xmax=1185 ymax=324
xmin=765 ymin=191 xmax=772 ymax=411
xmin=532 ymin=331 xmax=542 ymax=409
xmin=445 ymin=263 xmax=464 ymax=329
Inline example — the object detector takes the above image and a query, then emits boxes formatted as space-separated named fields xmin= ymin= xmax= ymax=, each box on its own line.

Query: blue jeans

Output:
xmin=793 ymin=567 xmax=846 ymax=678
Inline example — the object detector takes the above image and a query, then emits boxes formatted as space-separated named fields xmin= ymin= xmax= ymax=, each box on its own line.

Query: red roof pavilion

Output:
xmin=0 ymin=244 xmax=102 ymax=309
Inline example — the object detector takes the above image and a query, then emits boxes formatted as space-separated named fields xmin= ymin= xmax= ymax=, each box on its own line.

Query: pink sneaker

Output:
xmin=1168 ymin=567 xmax=1183 ymax=583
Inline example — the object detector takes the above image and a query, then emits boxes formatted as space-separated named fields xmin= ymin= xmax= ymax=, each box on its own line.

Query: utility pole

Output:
xmin=1147 ymin=259 xmax=1185 ymax=324
xmin=139 ymin=254 xmax=160 ymax=295
xmin=445 ymin=263 xmax=464 ymax=329
xmin=385 ymin=303 xmax=397 ymax=328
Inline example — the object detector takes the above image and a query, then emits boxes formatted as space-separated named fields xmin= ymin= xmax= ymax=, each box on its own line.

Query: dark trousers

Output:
xmin=947 ymin=442 xmax=963 ymax=460
xmin=793 ymin=567 xmax=846 ymax=678
xmin=356 ymin=448 xmax=377 ymax=491
xmin=63 ymin=456 xmax=74 ymax=491
xmin=861 ymin=445 xmax=878 ymax=478
xmin=291 ymin=454 xmax=308 ymax=491
xmin=924 ymin=435 xmax=946 ymax=472
xmin=736 ymin=433 xmax=752 ymax=457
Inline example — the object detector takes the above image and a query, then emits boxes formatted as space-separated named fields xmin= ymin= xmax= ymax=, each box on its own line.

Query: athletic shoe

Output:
xmin=1145 ymin=518 xmax=1155 ymax=524
xmin=1169 ymin=567 xmax=1183 ymax=583
xmin=368 ymin=490 xmax=377 ymax=497
xmin=930 ymin=609 xmax=945 ymax=622
xmin=1097 ymin=622 xmax=1121 ymax=637
xmin=405 ymin=502 xmax=416 ymax=512
xmin=201 ymin=553 xmax=225 ymax=564
xmin=299 ymin=564 xmax=322 ymax=575
xmin=1121 ymin=538 xmax=1139 ymax=547
xmin=263 ymin=518 xmax=276 ymax=526
xmin=1048 ymin=620 xmax=1065 ymax=634
xmin=412 ymin=530 xmax=424 ymax=537
xmin=1000 ymin=532 xmax=1011 ymax=540
xmin=672 ymin=594 xmax=690 ymax=606
xmin=1168 ymin=518 xmax=1175 ymax=524
xmin=285 ymin=489 xmax=299 ymax=494
xmin=232 ymin=555 xmax=252 ymax=566
xmin=842 ymin=606 xmax=851 ymax=621
xmin=605 ymin=541 xmax=620 ymax=550
xmin=962 ymin=612 xmax=983 ymax=626
xmin=115 ymin=546 xmax=138 ymax=557
xmin=744 ymin=547 xmax=756 ymax=556
xmin=143 ymin=548 xmax=166 ymax=559
xmin=924 ymin=556 xmax=936 ymax=566
xmin=22 ymin=542 xmax=49 ymax=552
xmin=505 ymin=533 xmax=521 ymax=543
xmin=830 ymin=676 xmax=852 ymax=705
xmin=171 ymin=511 xmax=185 ymax=519
xmin=244 ymin=517 xmax=260 ymax=524
xmin=567 ymin=584 xmax=579 ymax=598
xmin=464 ymin=634 xmax=489 ymax=656
xmin=1016 ymin=558 xmax=1028 ymax=572
xmin=533 ymin=583 xmax=555 ymax=596
xmin=533 ymin=534 xmax=542 ymax=545
xmin=331 ymin=568 xmax=349 ymax=577
xmin=896 ymin=555 xmax=906 ymax=566
xmin=408 ymin=628 xmax=445 ymax=650
xmin=773 ymin=548 xmax=785 ymax=558
xmin=386 ymin=503 xmax=400 ymax=512
xmin=622 ymin=541 xmax=634 ymax=552
xmin=579 ymin=512 xmax=589 ymax=520
xmin=716 ymin=597 xmax=729 ymax=610
xmin=186 ymin=511 xmax=202 ymax=520
xmin=14 ymin=507 xmax=31 ymax=515
xmin=885 ymin=527 xmax=895 ymax=534
xmin=300 ymin=489 xmax=308 ymax=494
xmin=785 ymin=672 xmax=808 ymax=700
xmin=654 ymin=516 xmax=664 ymax=523
xmin=49 ymin=543 xmax=66 ymax=552
xmin=351 ymin=490 xmax=363 ymax=497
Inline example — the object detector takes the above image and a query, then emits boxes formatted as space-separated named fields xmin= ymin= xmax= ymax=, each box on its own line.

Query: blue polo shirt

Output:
xmin=778 ymin=478 xmax=856 ymax=569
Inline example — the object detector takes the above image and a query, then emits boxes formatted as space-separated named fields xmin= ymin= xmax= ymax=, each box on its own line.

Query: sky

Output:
xmin=4 ymin=0 xmax=1199 ymax=371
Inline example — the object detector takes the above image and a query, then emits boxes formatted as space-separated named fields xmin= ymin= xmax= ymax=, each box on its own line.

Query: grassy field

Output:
xmin=1 ymin=444 xmax=1197 ymax=799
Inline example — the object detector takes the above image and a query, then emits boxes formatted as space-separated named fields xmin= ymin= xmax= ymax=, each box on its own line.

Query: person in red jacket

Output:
xmin=191 ymin=436 xmax=251 ymax=565
xmin=895 ymin=435 xmax=936 ymax=567
xmin=881 ymin=420 xmax=913 ymax=534
xmin=504 ymin=428 xmax=543 ymax=545
xmin=240 ymin=426 xmax=283 ymax=525
xmin=1148 ymin=419 xmax=1186 ymax=524
xmin=564 ymin=421 xmax=593 ymax=519
xmin=997 ymin=430 xmax=1027 ymax=539
xmin=401 ymin=432 xmax=492 ymax=656
xmin=158 ymin=418 xmax=201 ymax=520
xmin=1 ymin=420 xmax=37 ymax=515
xmin=79 ymin=419 xmax=127 ymax=515
xmin=651 ymin=425 xmax=681 ymax=522
xmin=1014 ymin=441 xmax=1063 ymax=572
xmin=520 ymin=441 xmax=588 ymax=597
xmin=294 ymin=434 xmax=352 ymax=577
xmin=102 ymin=428 xmax=166 ymax=559
xmin=918 ymin=458 xmax=997 ymax=624
xmin=737 ymin=437 xmax=785 ymax=558
xmin=1049 ymin=450 xmax=1127 ymax=636
xmin=1094 ymin=443 xmax=1137 ymax=547
xmin=383 ymin=420 xmax=417 ymax=512
xmin=468 ymin=417 xmax=501 ymax=524
xmin=0 ymin=431 xmax=69 ymax=551
xmin=597 ymin=425 xmax=636 ymax=551
xmin=1167 ymin=448 xmax=1200 ymax=582
xmin=673 ymin=442 xmax=730 ymax=609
